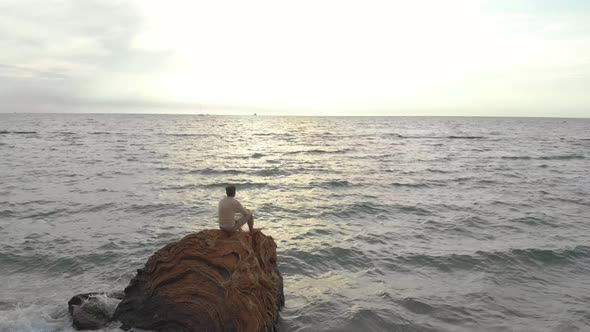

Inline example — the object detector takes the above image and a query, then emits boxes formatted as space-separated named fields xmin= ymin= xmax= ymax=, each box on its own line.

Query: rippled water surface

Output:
xmin=1 ymin=114 xmax=589 ymax=332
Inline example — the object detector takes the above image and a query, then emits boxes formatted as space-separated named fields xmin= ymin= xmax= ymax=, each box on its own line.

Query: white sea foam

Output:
xmin=0 ymin=298 xmax=123 ymax=332
xmin=0 ymin=302 xmax=77 ymax=332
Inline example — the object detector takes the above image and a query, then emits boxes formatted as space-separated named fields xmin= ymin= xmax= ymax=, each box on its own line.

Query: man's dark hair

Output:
xmin=226 ymin=185 xmax=236 ymax=197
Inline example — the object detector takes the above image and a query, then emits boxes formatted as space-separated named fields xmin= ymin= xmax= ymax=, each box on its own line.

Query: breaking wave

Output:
xmin=394 ymin=246 xmax=590 ymax=272
xmin=502 ymin=154 xmax=585 ymax=160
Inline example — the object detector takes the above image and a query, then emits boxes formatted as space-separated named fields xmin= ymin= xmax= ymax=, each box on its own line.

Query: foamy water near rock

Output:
xmin=68 ymin=292 xmax=124 ymax=330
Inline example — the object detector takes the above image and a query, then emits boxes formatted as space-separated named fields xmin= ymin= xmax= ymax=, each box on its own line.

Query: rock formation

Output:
xmin=68 ymin=291 xmax=124 ymax=330
xmin=112 ymin=229 xmax=284 ymax=332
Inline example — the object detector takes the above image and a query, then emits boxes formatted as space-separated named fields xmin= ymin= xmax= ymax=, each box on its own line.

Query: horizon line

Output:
xmin=1 ymin=112 xmax=589 ymax=119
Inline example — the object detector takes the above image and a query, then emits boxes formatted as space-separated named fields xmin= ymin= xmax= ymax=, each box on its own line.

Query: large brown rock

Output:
xmin=113 ymin=230 xmax=284 ymax=332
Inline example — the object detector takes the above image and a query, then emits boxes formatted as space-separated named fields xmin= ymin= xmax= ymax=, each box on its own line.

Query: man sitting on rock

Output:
xmin=218 ymin=185 xmax=261 ymax=234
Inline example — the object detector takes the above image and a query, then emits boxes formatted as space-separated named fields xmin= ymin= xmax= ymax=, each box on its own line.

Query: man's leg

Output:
xmin=233 ymin=213 xmax=261 ymax=234
xmin=246 ymin=214 xmax=262 ymax=234
xmin=232 ymin=214 xmax=250 ymax=232
xmin=247 ymin=214 xmax=254 ymax=231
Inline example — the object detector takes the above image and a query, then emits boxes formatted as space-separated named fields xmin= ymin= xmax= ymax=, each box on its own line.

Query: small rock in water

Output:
xmin=67 ymin=292 xmax=123 ymax=330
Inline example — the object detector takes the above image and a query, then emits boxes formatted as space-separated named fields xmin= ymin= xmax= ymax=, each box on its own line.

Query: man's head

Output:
xmin=226 ymin=185 xmax=236 ymax=197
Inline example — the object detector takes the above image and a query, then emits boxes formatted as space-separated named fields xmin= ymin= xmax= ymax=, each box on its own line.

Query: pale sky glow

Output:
xmin=1 ymin=0 xmax=589 ymax=116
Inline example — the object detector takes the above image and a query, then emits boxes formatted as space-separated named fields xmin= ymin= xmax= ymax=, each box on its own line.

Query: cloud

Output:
xmin=0 ymin=0 xmax=170 ymax=112
xmin=0 ymin=0 xmax=589 ymax=116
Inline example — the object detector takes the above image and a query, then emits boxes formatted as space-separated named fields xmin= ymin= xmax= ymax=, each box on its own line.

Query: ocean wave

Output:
xmin=284 ymin=148 xmax=354 ymax=155
xmin=384 ymin=133 xmax=404 ymax=138
xmin=336 ymin=308 xmax=434 ymax=332
xmin=320 ymin=202 xmax=391 ymax=219
xmin=165 ymin=133 xmax=208 ymax=137
xmin=311 ymin=180 xmax=351 ymax=188
xmin=190 ymin=168 xmax=244 ymax=175
xmin=554 ymin=197 xmax=590 ymax=206
xmin=538 ymin=155 xmax=585 ymax=160
xmin=0 ymin=209 xmax=15 ymax=218
xmin=292 ymin=228 xmax=334 ymax=240
xmin=395 ymin=246 xmax=589 ymax=272
xmin=501 ymin=156 xmax=532 ymax=160
xmin=426 ymin=168 xmax=453 ymax=174
xmin=254 ymin=168 xmax=288 ymax=176
xmin=391 ymin=182 xmax=427 ymax=188
xmin=124 ymin=203 xmax=180 ymax=214
xmin=112 ymin=171 xmax=133 ymax=176
xmin=281 ymin=246 xmax=375 ymax=275
xmin=399 ymin=298 xmax=478 ymax=325
xmin=203 ymin=182 xmax=269 ymax=189
xmin=447 ymin=135 xmax=485 ymax=139
xmin=0 ymin=302 xmax=81 ymax=332
xmin=82 ymin=203 xmax=117 ymax=213
xmin=154 ymin=166 xmax=178 ymax=171
xmin=0 ymin=250 xmax=125 ymax=276
xmin=502 ymin=155 xmax=584 ymax=160
xmin=510 ymin=216 xmax=557 ymax=227
xmin=255 ymin=203 xmax=301 ymax=215
xmin=399 ymin=135 xmax=486 ymax=140
xmin=21 ymin=208 xmax=68 ymax=220
xmin=193 ymin=167 xmax=288 ymax=176
xmin=0 ymin=131 xmax=37 ymax=134
xmin=16 ymin=199 xmax=58 ymax=206
xmin=163 ymin=183 xmax=200 ymax=190
xmin=391 ymin=181 xmax=443 ymax=188
xmin=250 ymin=153 xmax=266 ymax=158
xmin=454 ymin=216 xmax=489 ymax=228
xmin=400 ymin=298 xmax=436 ymax=316
xmin=0 ymin=252 xmax=82 ymax=275
xmin=475 ymin=179 xmax=498 ymax=184
xmin=395 ymin=205 xmax=433 ymax=216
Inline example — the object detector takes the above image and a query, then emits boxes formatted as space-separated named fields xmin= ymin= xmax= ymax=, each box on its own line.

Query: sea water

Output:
xmin=0 ymin=114 xmax=589 ymax=331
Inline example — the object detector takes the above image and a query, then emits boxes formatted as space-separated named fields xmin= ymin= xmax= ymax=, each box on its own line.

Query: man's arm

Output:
xmin=235 ymin=200 xmax=251 ymax=216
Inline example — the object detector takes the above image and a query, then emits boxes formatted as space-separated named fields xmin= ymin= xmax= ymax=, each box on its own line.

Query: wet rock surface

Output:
xmin=68 ymin=291 xmax=124 ymax=330
xmin=112 ymin=230 xmax=284 ymax=332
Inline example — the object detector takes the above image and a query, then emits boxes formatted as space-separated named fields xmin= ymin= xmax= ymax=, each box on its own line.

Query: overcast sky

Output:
xmin=1 ymin=0 xmax=589 ymax=116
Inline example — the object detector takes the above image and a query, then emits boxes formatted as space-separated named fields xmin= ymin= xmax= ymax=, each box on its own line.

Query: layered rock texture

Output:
xmin=112 ymin=229 xmax=284 ymax=332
